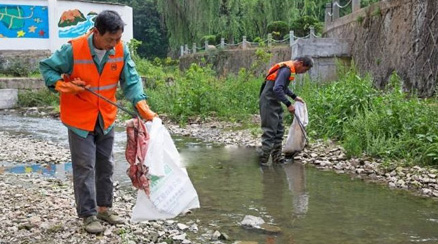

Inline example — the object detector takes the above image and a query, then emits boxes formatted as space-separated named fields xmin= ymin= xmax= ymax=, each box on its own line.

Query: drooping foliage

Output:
xmin=157 ymin=0 xmax=336 ymax=48
xmin=98 ymin=0 xmax=381 ymax=57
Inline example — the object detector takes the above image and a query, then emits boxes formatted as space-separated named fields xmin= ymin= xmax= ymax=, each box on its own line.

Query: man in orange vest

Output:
xmin=259 ymin=57 xmax=313 ymax=166
xmin=40 ymin=10 xmax=156 ymax=234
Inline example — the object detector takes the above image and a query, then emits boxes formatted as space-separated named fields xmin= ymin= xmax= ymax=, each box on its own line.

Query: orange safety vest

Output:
xmin=265 ymin=61 xmax=296 ymax=81
xmin=60 ymin=34 xmax=124 ymax=131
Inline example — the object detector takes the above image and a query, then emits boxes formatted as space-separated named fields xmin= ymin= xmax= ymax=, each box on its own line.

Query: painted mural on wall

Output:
xmin=0 ymin=4 xmax=49 ymax=38
xmin=58 ymin=9 xmax=97 ymax=38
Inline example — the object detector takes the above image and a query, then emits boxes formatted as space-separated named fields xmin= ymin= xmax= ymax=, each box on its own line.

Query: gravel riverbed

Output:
xmin=1 ymin=109 xmax=438 ymax=243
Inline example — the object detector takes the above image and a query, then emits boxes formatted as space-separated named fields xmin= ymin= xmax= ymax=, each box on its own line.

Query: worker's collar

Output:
xmin=88 ymin=33 xmax=115 ymax=56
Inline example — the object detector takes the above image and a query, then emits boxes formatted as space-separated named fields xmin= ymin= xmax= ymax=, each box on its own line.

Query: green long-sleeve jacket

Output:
xmin=39 ymin=34 xmax=147 ymax=138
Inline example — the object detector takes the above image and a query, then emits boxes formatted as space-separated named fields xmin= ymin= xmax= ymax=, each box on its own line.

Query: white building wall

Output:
xmin=0 ymin=0 xmax=133 ymax=52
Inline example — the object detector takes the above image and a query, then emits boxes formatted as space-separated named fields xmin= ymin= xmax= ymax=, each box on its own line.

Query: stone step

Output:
xmin=0 ymin=89 xmax=18 ymax=109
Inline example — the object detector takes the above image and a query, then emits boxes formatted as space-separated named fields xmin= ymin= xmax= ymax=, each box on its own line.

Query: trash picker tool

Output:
xmin=71 ymin=82 xmax=138 ymax=118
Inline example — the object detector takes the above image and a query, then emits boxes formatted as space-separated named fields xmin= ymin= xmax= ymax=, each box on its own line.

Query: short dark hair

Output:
xmin=94 ymin=10 xmax=125 ymax=35
xmin=294 ymin=56 xmax=314 ymax=68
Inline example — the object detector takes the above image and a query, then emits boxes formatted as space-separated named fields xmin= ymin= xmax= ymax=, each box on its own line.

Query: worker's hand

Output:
xmin=287 ymin=104 xmax=295 ymax=114
xmin=136 ymin=100 xmax=158 ymax=121
xmin=54 ymin=79 xmax=88 ymax=94
xmin=294 ymin=96 xmax=305 ymax=103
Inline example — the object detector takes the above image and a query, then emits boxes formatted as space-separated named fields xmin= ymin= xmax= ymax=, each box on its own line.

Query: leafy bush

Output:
xmin=253 ymin=37 xmax=265 ymax=47
xmin=144 ymin=61 xmax=260 ymax=124
xmin=267 ymin=21 xmax=289 ymax=40
xmin=18 ymin=89 xmax=59 ymax=107
xmin=290 ymin=15 xmax=323 ymax=37
xmin=294 ymin=67 xmax=438 ymax=166
xmin=200 ymin=35 xmax=218 ymax=45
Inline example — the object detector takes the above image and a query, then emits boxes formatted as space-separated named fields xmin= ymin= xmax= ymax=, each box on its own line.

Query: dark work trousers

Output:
xmin=259 ymin=80 xmax=285 ymax=158
xmin=68 ymin=119 xmax=115 ymax=218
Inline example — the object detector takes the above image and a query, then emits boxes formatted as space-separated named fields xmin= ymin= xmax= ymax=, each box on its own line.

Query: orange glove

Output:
xmin=55 ymin=79 xmax=87 ymax=94
xmin=136 ymin=100 xmax=157 ymax=121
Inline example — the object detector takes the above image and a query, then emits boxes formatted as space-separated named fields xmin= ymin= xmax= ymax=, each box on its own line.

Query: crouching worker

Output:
xmin=259 ymin=56 xmax=313 ymax=166
xmin=39 ymin=10 xmax=157 ymax=234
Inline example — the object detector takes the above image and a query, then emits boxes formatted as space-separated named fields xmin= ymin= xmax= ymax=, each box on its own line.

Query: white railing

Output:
xmin=325 ymin=0 xmax=361 ymax=24
xmin=180 ymin=28 xmax=318 ymax=57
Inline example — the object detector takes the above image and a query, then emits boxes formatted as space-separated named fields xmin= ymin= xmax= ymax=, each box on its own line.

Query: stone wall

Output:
xmin=0 ymin=50 xmax=51 ymax=76
xmin=0 ymin=77 xmax=46 ymax=90
xmin=292 ymin=38 xmax=352 ymax=82
xmin=179 ymin=40 xmax=352 ymax=83
xmin=324 ymin=0 xmax=438 ymax=97
xmin=179 ymin=46 xmax=292 ymax=78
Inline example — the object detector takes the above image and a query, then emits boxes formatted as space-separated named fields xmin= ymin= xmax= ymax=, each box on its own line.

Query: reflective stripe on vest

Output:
xmin=265 ymin=61 xmax=296 ymax=81
xmin=59 ymin=34 xmax=124 ymax=131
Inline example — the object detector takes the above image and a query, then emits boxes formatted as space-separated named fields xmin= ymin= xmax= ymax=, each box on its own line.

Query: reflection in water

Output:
xmin=261 ymin=163 xmax=308 ymax=244
xmin=0 ymin=163 xmax=73 ymax=180
xmin=283 ymin=162 xmax=308 ymax=218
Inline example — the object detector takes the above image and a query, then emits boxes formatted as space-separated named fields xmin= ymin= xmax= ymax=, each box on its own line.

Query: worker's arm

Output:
xmin=39 ymin=44 xmax=74 ymax=91
xmin=119 ymin=44 xmax=156 ymax=120
xmin=274 ymin=67 xmax=305 ymax=114
xmin=273 ymin=67 xmax=294 ymax=107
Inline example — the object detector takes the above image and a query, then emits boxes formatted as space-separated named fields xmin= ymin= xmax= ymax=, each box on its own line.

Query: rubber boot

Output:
xmin=271 ymin=144 xmax=285 ymax=164
xmin=258 ymin=150 xmax=271 ymax=167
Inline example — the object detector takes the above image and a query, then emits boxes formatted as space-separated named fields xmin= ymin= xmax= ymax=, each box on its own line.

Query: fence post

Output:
xmin=192 ymin=43 xmax=196 ymax=54
xmin=268 ymin=33 xmax=272 ymax=47
xmin=242 ymin=36 xmax=247 ymax=49
xmin=180 ymin=45 xmax=184 ymax=57
xmin=289 ymin=31 xmax=295 ymax=46
xmin=325 ymin=3 xmax=332 ymax=24
xmin=352 ymin=0 xmax=360 ymax=12
xmin=333 ymin=0 xmax=340 ymax=20
xmin=309 ymin=26 xmax=315 ymax=39
xmin=205 ymin=40 xmax=208 ymax=51
xmin=184 ymin=44 xmax=189 ymax=54
xmin=220 ymin=38 xmax=225 ymax=48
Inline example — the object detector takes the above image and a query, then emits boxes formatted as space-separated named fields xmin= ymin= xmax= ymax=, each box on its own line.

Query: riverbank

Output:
xmin=2 ymin=107 xmax=438 ymax=200
xmin=0 ymin=173 xmax=199 ymax=244
xmin=1 ymin=108 xmax=438 ymax=243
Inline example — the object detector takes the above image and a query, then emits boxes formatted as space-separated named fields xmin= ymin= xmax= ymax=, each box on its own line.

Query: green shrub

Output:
xmin=294 ymin=67 xmax=438 ymax=166
xmin=267 ymin=21 xmax=289 ymax=40
xmin=200 ymin=35 xmax=218 ymax=45
xmin=144 ymin=61 xmax=260 ymax=124
xmin=18 ymin=89 xmax=59 ymax=107
xmin=290 ymin=15 xmax=322 ymax=37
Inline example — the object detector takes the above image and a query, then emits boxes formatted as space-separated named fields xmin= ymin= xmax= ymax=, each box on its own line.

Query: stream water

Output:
xmin=1 ymin=114 xmax=438 ymax=243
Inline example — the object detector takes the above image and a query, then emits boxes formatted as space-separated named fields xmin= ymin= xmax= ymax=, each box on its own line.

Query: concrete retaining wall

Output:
xmin=180 ymin=40 xmax=352 ymax=83
xmin=0 ymin=89 xmax=18 ymax=109
xmin=0 ymin=78 xmax=46 ymax=90
xmin=292 ymin=38 xmax=352 ymax=82
xmin=0 ymin=51 xmax=52 ymax=75
xmin=323 ymin=0 xmax=438 ymax=97
xmin=179 ymin=46 xmax=292 ymax=78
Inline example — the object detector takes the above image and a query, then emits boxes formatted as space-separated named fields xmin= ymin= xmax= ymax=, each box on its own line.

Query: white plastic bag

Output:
xmin=283 ymin=102 xmax=308 ymax=155
xmin=131 ymin=118 xmax=200 ymax=221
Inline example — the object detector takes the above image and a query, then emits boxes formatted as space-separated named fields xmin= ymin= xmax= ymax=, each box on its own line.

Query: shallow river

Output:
xmin=1 ymin=114 xmax=438 ymax=243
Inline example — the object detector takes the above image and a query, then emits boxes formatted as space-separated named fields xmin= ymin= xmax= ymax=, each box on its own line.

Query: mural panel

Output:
xmin=58 ymin=9 xmax=97 ymax=38
xmin=0 ymin=4 xmax=49 ymax=38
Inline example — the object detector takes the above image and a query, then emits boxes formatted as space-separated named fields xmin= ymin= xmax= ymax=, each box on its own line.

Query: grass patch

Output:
xmin=18 ymin=88 xmax=59 ymax=108
xmin=294 ymin=68 xmax=438 ymax=166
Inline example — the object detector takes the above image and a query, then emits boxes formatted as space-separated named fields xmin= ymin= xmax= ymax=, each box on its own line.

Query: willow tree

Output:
xmin=158 ymin=0 xmax=334 ymax=49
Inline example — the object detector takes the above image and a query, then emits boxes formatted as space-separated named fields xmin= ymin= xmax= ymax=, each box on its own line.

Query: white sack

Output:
xmin=132 ymin=118 xmax=200 ymax=221
xmin=283 ymin=102 xmax=308 ymax=154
